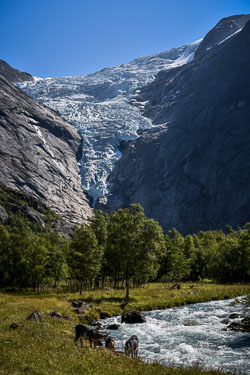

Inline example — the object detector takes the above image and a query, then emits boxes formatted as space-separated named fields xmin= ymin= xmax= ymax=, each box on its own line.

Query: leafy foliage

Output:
xmin=106 ymin=204 xmax=165 ymax=297
xmin=0 ymin=199 xmax=249 ymax=292
xmin=68 ymin=225 xmax=103 ymax=292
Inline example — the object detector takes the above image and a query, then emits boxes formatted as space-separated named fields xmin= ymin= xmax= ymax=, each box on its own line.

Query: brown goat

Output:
xmin=105 ymin=336 xmax=116 ymax=351
xmin=74 ymin=324 xmax=107 ymax=348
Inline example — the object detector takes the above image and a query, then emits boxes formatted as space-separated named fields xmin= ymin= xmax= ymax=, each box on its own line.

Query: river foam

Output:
xmin=101 ymin=298 xmax=250 ymax=374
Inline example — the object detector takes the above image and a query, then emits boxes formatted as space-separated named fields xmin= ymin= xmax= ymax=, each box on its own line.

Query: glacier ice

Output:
xmin=18 ymin=41 xmax=200 ymax=205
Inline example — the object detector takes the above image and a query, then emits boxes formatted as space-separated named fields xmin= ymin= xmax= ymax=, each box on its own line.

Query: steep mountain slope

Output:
xmin=0 ymin=59 xmax=34 ymax=83
xmin=134 ymin=14 xmax=250 ymax=125
xmin=0 ymin=183 xmax=76 ymax=238
xmin=17 ymin=41 xmax=200 ymax=204
xmin=104 ymin=17 xmax=250 ymax=234
xmin=0 ymin=75 xmax=91 ymax=224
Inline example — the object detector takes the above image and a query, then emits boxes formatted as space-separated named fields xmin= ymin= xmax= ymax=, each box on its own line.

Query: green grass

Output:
xmin=69 ymin=282 xmax=250 ymax=321
xmin=0 ymin=282 xmax=249 ymax=375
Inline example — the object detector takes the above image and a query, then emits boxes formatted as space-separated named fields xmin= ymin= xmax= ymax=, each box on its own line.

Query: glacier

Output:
xmin=18 ymin=40 xmax=201 ymax=205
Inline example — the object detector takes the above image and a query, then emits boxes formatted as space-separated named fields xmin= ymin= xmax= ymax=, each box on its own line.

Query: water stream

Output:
xmin=101 ymin=298 xmax=250 ymax=374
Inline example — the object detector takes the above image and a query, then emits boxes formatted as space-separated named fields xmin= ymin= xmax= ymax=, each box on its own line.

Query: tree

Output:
xmin=184 ymin=235 xmax=195 ymax=259
xmin=133 ymin=218 xmax=166 ymax=285
xmin=45 ymin=232 xmax=69 ymax=288
xmin=68 ymin=225 xmax=103 ymax=293
xmin=89 ymin=210 xmax=109 ymax=287
xmin=0 ymin=225 xmax=10 ymax=287
xmin=0 ymin=218 xmax=48 ymax=289
xmin=107 ymin=204 xmax=165 ymax=298
xmin=89 ymin=210 xmax=108 ymax=246
xmin=161 ymin=229 xmax=190 ymax=282
xmin=210 ymin=228 xmax=250 ymax=283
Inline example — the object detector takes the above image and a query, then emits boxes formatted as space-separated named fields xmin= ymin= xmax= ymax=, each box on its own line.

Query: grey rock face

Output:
xmin=51 ymin=220 xmax=75 ymax=238
xmin=0 ymin=75 xmax=92 ymax=224
xmin=0 ymin=204 xmax=9 ymax=223
xmin=103 ymin=18 xmax=250 ymax=234
xmin=194 ymin=14 xmax=250 ymax=59
xmin=0 ymin=183 xmax=62 ymax=233
xmin=0 ymin=59 xmax=34 ymax=83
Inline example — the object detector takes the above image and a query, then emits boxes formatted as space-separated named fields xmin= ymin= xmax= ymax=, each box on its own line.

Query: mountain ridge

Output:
xmin=102 ymin=17 xmax=250 ymax=234
xmin=3 ymin=13 xmax=249 ymax=233
xmin=0 ymin=59 xmax=34 ymax=83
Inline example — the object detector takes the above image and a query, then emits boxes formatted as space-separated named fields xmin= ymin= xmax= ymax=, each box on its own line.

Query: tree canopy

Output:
xmin=0 ymin=204 xmax=249 ymax=293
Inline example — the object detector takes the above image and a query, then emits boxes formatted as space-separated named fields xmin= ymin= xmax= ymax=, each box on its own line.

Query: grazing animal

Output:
xmin=74 ymin=324 xmax=89 ymax=346
xmin=124 ymin=335 xmax=139 ymax=358
xmin=88 ymin=329 xmax=107 ymax=348
xmin=105 ymin=336 xmax=116 ymax=351
xmin=74 ymin=324 xmax=107 ymax=348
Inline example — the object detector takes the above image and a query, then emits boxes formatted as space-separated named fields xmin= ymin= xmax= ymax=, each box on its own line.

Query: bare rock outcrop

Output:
xmin=0 ymin=59 xmax=34 ymax=83
xmin=0 ymin=75 xmax=92 ymax=224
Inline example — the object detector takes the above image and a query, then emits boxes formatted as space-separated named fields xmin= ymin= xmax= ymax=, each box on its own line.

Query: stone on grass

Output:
xmin=27 ymin=311 xmax=42 ymax=321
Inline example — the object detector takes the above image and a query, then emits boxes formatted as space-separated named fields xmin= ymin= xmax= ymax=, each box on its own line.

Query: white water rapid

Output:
xmin=101 ymin=298 xmax=250 ymax=374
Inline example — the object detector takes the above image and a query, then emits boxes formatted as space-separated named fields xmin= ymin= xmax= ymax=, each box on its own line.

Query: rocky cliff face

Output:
xmin=17 ymin=41 xmax=200 ymax=204
xmin=103 ymin=16 xmax=250 ymax=234
xmin=194 ymin=14 xmax=250 ymax=59
xmin=0 ymin=75 xmax=92 ymax=224
xmin=0 ymin=59 xmax=34 ymax=83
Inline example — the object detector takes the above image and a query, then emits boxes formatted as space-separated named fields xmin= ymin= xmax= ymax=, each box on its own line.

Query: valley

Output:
xmin=1 ymin=5 xmax=250 ymax=375
xmin=14 ymin=14 xmax=250 ymax=234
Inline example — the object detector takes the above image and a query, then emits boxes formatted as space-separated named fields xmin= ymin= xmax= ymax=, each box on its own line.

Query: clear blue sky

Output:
xmin=1 ymin=0 xmax=250 ymax=77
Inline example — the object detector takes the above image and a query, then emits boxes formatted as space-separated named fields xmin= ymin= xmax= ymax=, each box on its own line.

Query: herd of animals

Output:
xmin=74 ymin=323 xmax=139 ymax=357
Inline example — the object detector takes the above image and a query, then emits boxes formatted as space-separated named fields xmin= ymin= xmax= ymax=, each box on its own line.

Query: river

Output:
xmin=101 ymin=298 xmax=250 ymax=374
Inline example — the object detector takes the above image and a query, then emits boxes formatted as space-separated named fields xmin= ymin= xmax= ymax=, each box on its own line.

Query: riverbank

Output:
xmin=0 ymin=283 xmax=249 ymax=375
xmin=101 ymin=298 xmax=250 ymax=373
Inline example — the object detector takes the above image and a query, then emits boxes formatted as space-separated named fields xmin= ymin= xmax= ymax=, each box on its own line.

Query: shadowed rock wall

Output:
xmin=103 ymin=18 xmax=250 ymax=234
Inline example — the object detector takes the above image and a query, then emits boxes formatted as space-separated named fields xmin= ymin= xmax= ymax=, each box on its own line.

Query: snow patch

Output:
xmin=218 ymin=27 xmax=243 ymax=45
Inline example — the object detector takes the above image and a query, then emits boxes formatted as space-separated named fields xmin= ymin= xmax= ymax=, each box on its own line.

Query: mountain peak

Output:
xmin=0 ymin=59 xmax=34 ymax=83
xmin=104 ymin=18 xmax=250 ymax=234
xmin=194 ymin=14 xmax=250 ymax=59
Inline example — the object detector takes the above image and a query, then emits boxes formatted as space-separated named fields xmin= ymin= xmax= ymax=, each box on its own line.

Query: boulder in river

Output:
xmin=106 ymin=324 xmax=120 ymax=330
xmin=229 ymin=313 xmax=240 ymax=319
xmin=121 ymin=309 xmax=146 ymax=324
xmin=183 ymin=319 xmax=200 ymax=326
xmin=221 ymin=318 xmax=231 ymax=325
xmin=229 ymin=317 xmax=250 ymax=333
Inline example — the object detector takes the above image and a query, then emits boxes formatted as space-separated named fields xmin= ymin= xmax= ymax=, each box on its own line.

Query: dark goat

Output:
xmin=124 ymin=335 xmax=139 ymax=357
xmin=74 ymin=324 xmax=107 ymax=348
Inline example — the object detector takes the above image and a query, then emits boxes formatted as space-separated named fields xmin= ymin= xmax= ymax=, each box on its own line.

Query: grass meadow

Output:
xmin=0 ymin=282 xmax=249 ymax=375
